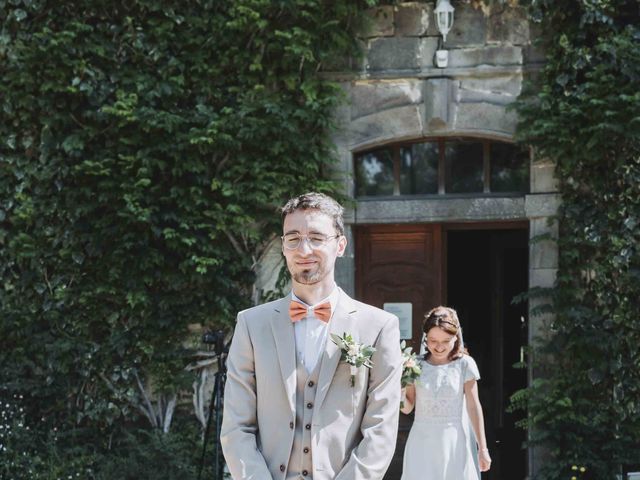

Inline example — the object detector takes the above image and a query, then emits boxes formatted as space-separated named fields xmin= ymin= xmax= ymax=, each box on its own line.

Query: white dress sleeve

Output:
xmin=461 ymin=355 xmax=482 ymax=478
xmin=463 ymin=355 xmax=481 ymax=382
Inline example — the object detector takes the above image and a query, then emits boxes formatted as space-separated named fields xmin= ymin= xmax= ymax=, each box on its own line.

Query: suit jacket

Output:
xmin=221 ymin=289 xmax=402 ymax=479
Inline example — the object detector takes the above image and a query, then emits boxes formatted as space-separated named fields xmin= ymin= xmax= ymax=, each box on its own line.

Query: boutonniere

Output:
xmin=400 ymin=340 xmax=422 ymax=387
xmin=330 ymin=332 xmax=375 ymax=387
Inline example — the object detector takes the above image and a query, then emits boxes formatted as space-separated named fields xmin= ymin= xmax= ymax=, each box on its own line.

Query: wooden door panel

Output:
xmin=356 ymin=224 xmax=443 ymax=480
xmin=368 ymin=233 xmax=429 ymax=264
xmin=355 ymin=225 xmax=442 ymax=351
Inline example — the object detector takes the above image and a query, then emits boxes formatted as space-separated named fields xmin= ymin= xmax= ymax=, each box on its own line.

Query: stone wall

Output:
xmin=255 ymin=2 xmax=550 ymax=300
xmin=331 ymin=1 xmax=543 ymax=158
xmin=329 ymin=2 xmax=549 ymax=301
xmin=328 ymin=4 xmax=556 ymax=476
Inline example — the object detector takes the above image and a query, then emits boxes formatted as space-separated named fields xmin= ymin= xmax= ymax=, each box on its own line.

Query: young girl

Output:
xmin=401 ymin=306 xmax=491 ymax=479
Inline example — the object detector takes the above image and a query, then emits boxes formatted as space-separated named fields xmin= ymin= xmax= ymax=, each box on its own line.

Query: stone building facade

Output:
xmin=257 ymin=2 xmax=558 ymax=478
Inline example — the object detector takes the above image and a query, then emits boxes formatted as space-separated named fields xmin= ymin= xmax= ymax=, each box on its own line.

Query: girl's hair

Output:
xmin=422 ymin=306 xmax=467 ymax=361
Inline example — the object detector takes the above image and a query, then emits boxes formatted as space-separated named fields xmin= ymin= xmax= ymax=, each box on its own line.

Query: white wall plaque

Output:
xmin=383 ymin=302 xmax=413 ymax=339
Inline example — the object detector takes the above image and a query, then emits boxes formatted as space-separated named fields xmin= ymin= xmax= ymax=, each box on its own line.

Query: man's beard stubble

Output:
xmin=292 ymin=268 xmax=326 ymax=285
xmin=292 ymin=269 xmax=322 ymax=285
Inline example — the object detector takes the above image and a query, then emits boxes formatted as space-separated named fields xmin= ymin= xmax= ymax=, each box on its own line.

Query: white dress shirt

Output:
xmin=291 ymin=286 xmax=340 ymax=374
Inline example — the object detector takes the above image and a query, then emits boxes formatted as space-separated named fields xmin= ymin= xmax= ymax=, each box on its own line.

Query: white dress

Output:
xmin=401 ymin=355 xmax=481 ymax=480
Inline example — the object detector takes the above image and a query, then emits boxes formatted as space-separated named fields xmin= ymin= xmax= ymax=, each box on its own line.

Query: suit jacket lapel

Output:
xmin=314 ymin=290 xmax=358 ymax=412
xmin=270 ymin=295 xmax=296 ymax=414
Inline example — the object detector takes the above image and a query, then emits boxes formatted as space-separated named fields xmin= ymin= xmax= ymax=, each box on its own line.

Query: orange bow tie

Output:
xmin=289 ymin=300 xmax=331 ymax=323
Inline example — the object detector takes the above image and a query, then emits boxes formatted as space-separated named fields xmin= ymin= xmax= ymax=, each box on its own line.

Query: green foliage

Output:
xmin=94 ymin=426 xmax=204 ymax=480
xmin=0 ymin=0 xmax=373 ymax=474
xmin=513 ymin=1 xmax=640 ymax=478
xmin=1 ymin=394 xmax=205 ymax=479
xmin=1 ymin=393 xmax=97 ymax=479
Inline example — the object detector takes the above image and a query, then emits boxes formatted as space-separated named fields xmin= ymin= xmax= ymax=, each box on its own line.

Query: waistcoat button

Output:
xmin=280 ymin=464 xmax=285 ymax=472
xmin=305 ymin=424 xmax=311 ymax=430
xmin=303 ymin=447 xmax=309 ymax=454
xmin=306 ymin=402 xmax=313 ymax=409
xmin=289 ymin=421 xmax=294 ymax=429
xmin=307 ymin=380 xmax=314 ymax=387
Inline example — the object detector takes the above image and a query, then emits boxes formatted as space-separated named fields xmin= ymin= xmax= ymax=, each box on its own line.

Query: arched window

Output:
xmin=354 ymin=138 xmax=529 ymax=197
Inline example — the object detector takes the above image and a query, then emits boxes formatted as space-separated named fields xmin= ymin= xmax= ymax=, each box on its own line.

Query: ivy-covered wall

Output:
xmin=512 ymin=1 xmax=640 ymax=478
xmin=0 ymin=0 xmax=374 ymax=477
xmin=2 ymin=0 xmax=639 ymax=478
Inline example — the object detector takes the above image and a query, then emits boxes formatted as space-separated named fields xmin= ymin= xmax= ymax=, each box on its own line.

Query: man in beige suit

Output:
xmin=221 ymin=192 xmax=402 ymax=479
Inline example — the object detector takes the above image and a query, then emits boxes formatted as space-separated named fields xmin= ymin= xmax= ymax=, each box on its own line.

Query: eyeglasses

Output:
xmin=281 ymin=233 xmax=341 ymax=250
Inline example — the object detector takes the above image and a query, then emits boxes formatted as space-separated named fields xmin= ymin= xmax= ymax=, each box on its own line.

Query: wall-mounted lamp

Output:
xmin=434 ymin=0 xmax=455 ymax=68
xmin=434 ymin=0 xmax=455 ymax=42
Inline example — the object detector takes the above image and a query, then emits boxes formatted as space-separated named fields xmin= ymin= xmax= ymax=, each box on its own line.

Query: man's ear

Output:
xmin=337 ymin=235 xmax=347 ymax=257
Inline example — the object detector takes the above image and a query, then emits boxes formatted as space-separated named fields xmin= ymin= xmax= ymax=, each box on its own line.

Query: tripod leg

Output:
xmin=197 ymin=376 xmax=219 ymax=480
xmin=213 ymin=371 xmax=226 ymax=479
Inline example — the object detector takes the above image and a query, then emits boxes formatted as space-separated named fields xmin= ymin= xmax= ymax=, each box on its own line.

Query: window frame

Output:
xmin=353 ymin=137 xmax=529 ymax=199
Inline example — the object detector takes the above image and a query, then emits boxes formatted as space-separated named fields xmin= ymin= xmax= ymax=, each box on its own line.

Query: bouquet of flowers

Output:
xmin=400 ymin=340 xmax=421 ymax=387
xmin=330 ymin=332 xmax=375 ymax=387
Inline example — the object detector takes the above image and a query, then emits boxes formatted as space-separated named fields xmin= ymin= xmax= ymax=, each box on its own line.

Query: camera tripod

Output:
xmin=197 ymin=330 xmax=229 ymax=480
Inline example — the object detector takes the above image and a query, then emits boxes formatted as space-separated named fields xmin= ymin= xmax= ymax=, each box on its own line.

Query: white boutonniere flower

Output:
xmin=330 ymin=332 xmax=375 ymax=387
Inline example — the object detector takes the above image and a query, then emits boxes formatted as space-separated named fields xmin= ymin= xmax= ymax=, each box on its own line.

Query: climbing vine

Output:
xmin=0 ymin=0 xmax=374 ymax=476
xmin=512 ymin=1 xmax=640 ymax=478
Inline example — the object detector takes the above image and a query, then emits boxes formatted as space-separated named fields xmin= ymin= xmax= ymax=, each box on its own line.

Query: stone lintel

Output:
xmin=350 ymin=79 xmax=423 ymax=120
xmin=354 ymin=196 xmax=526 ymax=224
xmin=454 ymin=101 xmax=518 ymax=137
xmin=460 ymin=73 xmax=523 ymax=97
xmin=458 ymin=86 xmax=516 ymax=106
xmin=424 ymin=77 xmax=454 ymax=131
xmin=347 ymin=104 xmax=424 ymax=150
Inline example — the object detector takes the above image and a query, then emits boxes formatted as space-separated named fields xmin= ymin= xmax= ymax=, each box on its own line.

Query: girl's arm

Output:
xmin=464 ymin=379 xmax=492 ymax=472
xmin=400 ymin=384 xmax=416 ymax=414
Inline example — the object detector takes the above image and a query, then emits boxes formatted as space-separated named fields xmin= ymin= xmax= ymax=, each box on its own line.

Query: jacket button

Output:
xmin=302 ymin=470 xmax=308 ymax=476
xmin=303 ymin=447 xmax=309 ymax=454
xmin=307 ymin=380 xmax=314 ymax=387
xmin=280 ymin=464 xmax=285 ymax=472
xmin=289 ymin=421 xmax=294 ymax=429
xmin=305 ymin=424 xmax=311 ymax=430
xmin=306 ymin=402 xmax=313 ymax=409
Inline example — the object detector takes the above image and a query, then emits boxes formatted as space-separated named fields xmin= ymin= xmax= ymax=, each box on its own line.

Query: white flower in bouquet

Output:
xmin=400 ymin=340 xmax=422 ymax=387
xmin=347 ymin=343 xmax=361 ymax=357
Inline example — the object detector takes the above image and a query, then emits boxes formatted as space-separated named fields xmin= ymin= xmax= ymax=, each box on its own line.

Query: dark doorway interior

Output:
xmin=447 ymin=228 xmax=528 ymax=480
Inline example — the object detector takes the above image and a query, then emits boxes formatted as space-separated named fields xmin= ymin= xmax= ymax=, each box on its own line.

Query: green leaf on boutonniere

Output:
xmin=330 ymin=332 xmax=376 ymax=386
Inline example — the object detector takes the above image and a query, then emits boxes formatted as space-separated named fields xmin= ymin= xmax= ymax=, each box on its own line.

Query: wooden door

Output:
xmin=355 ymin=224 xmax=443 ymax=480
xmin=355 ymin=224 xmax=442 ymax=349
